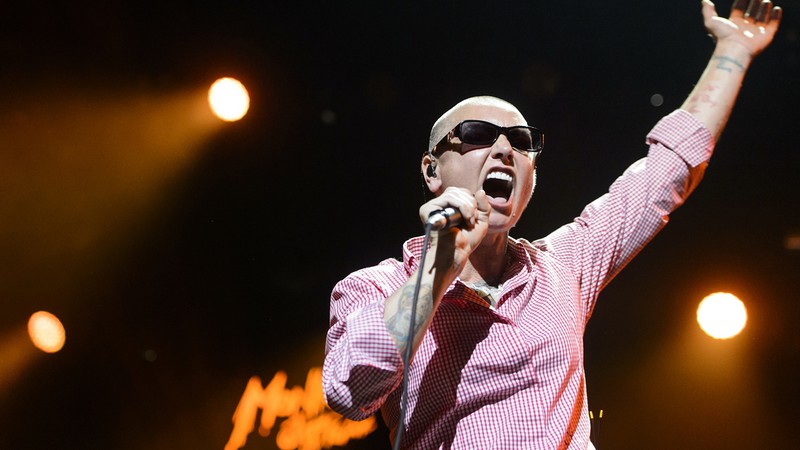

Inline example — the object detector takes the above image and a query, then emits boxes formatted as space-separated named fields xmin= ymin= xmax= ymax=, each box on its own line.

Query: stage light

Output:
xmin=208 ymin=77 xmax=250 ymax=122
xmin=696 ymin=292 xmax=747 ymax=339
xmin=27 ymin=311 xmax=65 ymax=353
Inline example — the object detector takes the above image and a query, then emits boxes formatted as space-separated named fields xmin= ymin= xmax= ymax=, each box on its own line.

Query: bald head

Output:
xmin=428 ymin=96 xmax=526 ymax=153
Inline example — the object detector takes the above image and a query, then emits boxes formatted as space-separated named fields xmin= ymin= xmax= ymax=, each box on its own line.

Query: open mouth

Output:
xmin=482 ymin=171 xmax=513 ymax=201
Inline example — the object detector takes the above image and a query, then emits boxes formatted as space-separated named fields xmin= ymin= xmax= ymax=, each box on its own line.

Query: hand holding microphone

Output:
xmin=418 ymin=187 xmax=491 ymax=273
xmin=419 ymin=187 xmax=473 ymax=230
xmin=419 ymin=187 xmax=490 ymax=232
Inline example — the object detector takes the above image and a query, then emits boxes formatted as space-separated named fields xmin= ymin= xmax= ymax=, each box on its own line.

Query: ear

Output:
xmin=421 ymin=153 xmax=442 ymax=194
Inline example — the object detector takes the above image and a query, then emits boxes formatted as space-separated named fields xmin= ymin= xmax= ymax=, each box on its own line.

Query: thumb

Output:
xmin=701 ymin=0 xmax=732 ymax=40
xmin=701 ymin=0 xmax=718 ymax=22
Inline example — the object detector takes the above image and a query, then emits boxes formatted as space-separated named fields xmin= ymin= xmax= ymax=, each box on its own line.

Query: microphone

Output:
xmin=426 ymin=207 xmax=463 ymax=231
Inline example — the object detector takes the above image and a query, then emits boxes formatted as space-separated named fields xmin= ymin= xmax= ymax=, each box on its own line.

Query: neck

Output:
xmin=460 ymin=232 xmax=510 ymax=287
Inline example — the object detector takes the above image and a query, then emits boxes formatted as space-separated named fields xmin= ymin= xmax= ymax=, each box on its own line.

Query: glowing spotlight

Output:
xmin=27 ymin=311 xmax=66 ymax=353
xmin=696 ymin=293 xmax=747 ymax=339
xmin=208 ymin=77 xmax=250 ymax=122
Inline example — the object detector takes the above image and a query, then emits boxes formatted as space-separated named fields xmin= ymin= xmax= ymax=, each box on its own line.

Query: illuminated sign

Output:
xmin=226 ymin=367 xmax=377 ymax=450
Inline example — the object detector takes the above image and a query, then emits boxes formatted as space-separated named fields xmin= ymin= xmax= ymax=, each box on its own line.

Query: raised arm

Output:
xmin=682 ymin=0 xmax=782 ymax=141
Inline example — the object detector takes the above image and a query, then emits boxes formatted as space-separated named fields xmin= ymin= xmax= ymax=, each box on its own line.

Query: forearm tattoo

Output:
xmin=682 ymin=53 xmax=746 ymax=133
xmin=686 ymin=83 xmax=720 ymax=115
xmin=386 ymin=283 xmax=434 ymax=350
xmin=713 ymin=55 xmax=746 ymax=74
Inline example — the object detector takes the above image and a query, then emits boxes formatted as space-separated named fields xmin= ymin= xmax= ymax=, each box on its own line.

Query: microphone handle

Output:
xmin=427 ymin=207 xmax=462 ymax=231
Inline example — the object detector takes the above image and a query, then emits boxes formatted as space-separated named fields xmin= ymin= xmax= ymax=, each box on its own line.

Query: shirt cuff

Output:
xmin=646 ymin=109 xmax=714 ymax=168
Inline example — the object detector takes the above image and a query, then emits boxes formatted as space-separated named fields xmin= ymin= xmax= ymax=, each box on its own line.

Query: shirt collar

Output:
xmin=402 ymin=235 xmax=534 ymax=277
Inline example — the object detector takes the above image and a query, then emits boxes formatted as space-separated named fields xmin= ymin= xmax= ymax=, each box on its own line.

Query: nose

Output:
xmin=491 ymin=134 xmax=514 ymax=163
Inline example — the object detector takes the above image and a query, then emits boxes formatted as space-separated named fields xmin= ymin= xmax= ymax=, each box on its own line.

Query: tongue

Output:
xmin=486 ymin=192 xmax=509 ymax=202
xmin=486 ymin=194 xmax=511 ymax=210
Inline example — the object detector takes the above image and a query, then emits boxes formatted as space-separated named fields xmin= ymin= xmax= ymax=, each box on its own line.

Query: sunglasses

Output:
xmin=433 ymin=120 xmax=544 ymax=155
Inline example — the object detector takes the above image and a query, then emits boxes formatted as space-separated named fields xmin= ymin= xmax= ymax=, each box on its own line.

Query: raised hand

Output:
xmin=702 ymin=0 xmax=782 ymax=57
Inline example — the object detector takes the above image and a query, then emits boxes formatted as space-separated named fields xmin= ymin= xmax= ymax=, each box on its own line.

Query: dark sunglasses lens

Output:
xmin=509 ymin=128 xmax=537 ymax=150
xmin=460 ymin=121 xmax=498 ymax=145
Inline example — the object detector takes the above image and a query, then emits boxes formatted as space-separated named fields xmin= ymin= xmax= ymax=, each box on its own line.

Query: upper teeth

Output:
xmin=487 ymin=172 xmax=512 ymax=182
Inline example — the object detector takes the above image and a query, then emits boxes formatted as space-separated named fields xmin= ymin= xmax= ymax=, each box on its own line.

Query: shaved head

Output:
xmin=428 ymin=96 xmax=526 ymax=153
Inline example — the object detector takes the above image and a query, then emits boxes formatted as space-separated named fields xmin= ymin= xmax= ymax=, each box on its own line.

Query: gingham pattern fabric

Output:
xmin=323 ymin=110 xmax=713 ymax=449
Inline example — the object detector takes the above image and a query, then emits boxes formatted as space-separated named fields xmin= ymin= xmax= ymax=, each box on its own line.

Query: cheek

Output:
xmin=440 ymin=155 xmax=483 ymax=188
xmin=517 ymin=168 xmax=536 ymax=203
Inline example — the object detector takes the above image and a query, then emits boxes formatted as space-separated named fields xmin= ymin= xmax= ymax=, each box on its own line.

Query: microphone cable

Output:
xmin=391 ymin=221 xmax=435 ymax=450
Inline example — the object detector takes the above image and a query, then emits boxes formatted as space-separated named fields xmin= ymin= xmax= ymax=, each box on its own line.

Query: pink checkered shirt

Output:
xmin=323 ymin=110 xmax=713 ymax=449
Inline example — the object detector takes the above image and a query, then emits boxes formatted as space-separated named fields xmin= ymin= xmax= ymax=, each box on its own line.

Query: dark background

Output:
xmin=0 ymin=1 xmax=798 ymax=449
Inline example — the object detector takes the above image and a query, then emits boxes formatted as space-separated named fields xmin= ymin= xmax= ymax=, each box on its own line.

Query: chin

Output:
xmin=486 ymin=216 xmax=516 ymax=234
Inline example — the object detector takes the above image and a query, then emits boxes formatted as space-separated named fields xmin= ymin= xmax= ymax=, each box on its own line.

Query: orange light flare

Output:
xmin=0 ymin=328 xmax=38 ymax=397
xmin=28 ymin=311 xmax=66 ymax=353
xmin=208 ymin=77 xmax=250 ymax=122
xmin=696 ymin=292 xmax=748 ymax=340
xmin=0 ymin=83 xmax=225 ymax=351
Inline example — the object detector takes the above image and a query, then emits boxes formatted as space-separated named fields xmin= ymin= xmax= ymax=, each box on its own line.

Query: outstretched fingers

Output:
xmin=731 ymin=0 xmax=783 ymax=26
xmin=753 ymin=0 xmax=782 ymax=25
xmin=731 ymin=0 xmax=750 ymax=19
xmin=768 ymin=4 xmax=783 ymax=27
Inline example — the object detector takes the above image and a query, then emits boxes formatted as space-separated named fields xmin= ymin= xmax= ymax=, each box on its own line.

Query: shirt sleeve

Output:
xmin=537 ymin=110 xmax=714 ymax=318
xmin=322 ymin=268 xmax=405 ymax=420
